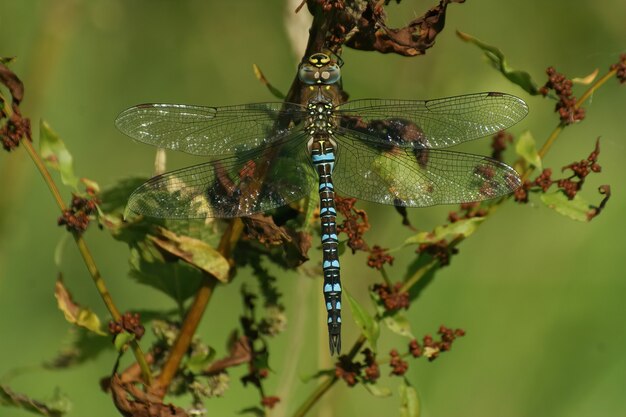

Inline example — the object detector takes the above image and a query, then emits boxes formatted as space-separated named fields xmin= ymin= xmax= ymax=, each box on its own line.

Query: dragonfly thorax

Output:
xmin=306 ymin=101 xmax=334 ymax=136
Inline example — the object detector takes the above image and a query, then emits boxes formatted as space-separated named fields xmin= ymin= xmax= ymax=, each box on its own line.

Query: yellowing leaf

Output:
xmin=253 ymin=64 xmax=286 ymax=99
xmin=149 ymin=227 xmax=230 ymax=283
xmin=54 ymin=278 xmax=106 ymax=335
xmin=572 ymin=68 xmax=599 ymax=85
xmin=404 ymin=217 xmax=485 ymax=245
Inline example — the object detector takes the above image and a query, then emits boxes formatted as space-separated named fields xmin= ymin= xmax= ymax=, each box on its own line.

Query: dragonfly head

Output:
xmin=299 ymin=53 xmax=341 ymax=85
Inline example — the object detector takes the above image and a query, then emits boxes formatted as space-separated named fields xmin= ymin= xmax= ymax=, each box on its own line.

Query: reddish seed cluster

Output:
xmin=448 ymin=202 xmax=487 ymax=223
xmin=336 ymin=325 xmax=465 ymax=387
xmin=408 ymin=339 xmax=422 ymax=358
xmin=610 ymin=53 xmax=626 ymax=83
xmin=417 ymin=239 xmax=459 ymax=266
xmin=108 ymin=312 xmax=145 ymax=340
xmin=1 ymin=112 xmax=31 ymax=151
xmin=362 ymin=349 xmax=380 ymax=382
xmin=413 ymin=325 xmax=466 ymax=362
xmin=539 ymin=67 xmax=585 ymax=125
xmin=335 ymin=349 xmax=380 ymax=386
xmin=58 ymin=194 xmax=99 ymax=233
xmin=261 ymin=396 xmax=280 ymax=409
xmin=335 ymin=355 xmax=361 ymax=386
xmin=367 ymin=245 xmax=394 ymax=270
xmin=491 ymin=131 xmax=513 ymax=161
xmin=372 ymin=282 xmax=409 ymax=312
xmin=515 ymin=139 xmax=603 ymax=203
xmin=389 ymin=349 xmax=409 ymax=376
xmin=335 ymin=196 xmax=370 ymax=253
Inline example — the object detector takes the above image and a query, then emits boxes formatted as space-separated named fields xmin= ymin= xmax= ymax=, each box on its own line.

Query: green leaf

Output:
xmin=186 ymin=346 xmax=216 ymax=374
xmin=540 ymin=191 xmax=593 ymax=222
xmin=368 ymin=288 xmax=414 ymax=339
xmin=39 ymin=120 xmax=79 ymax=189
xmin=515 ymin=131 xmax=542 ymax=170
xmin=149 ymin=227 xmax=230 ymax=283
xmin=362 ymin=382 xmax=392 ymax=397
xmin=99 ymin=177 xmax=148 ymax=215
xmin=457 ymin=31 xmax=540 ymax=95
xmin=0 ymin=385 xmax=71 ymax=417
xmin=404 ymin=254 xmax=439 ymax=303
xmin=404 ymin=217 xmax=485 ymax=245
xmin=383 ymin=313 xmax=415 ymax=339
xmin=344 ymin=289 xmax=379 ymax=351
xmin=113 ymin=332 xmax=135 ymax=352
xmin=129 ymin=251 xmax=204 ymax=304
xmin=399 ymin=378 xmax=420 ymax=417
xmin=54 ymin=278 xmax=106 ymax=335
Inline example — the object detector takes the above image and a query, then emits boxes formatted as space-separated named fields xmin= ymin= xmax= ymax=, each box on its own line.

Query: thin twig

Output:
xmin=21 ymin=138 xmax=153 ymax=384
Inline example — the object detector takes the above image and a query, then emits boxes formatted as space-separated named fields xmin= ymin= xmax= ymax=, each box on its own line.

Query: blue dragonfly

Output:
xmin=116 ymin=52 xmax=527 ymax=355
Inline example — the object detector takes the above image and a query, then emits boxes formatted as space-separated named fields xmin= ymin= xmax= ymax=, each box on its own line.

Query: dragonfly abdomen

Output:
xmin=310 ymin=137 xmax=342 ymax=355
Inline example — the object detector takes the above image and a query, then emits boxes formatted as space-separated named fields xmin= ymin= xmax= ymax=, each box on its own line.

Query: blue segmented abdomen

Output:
xmin=311 ymin=138 xmax=342 ymax=355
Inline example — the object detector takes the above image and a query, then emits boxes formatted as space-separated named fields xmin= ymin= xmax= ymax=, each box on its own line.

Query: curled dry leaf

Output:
xmin=0 ymin=61 xmax=24 ymax=104
xmin=203 ymin=335 xmax=252 ymax=375
xmin=110 ymin=374 xmax=188 ymax=417
xmin=344 ymin=0 xmax=466 ymax=56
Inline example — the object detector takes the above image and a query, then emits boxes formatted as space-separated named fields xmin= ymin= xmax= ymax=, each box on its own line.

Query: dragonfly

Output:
xmin=116 ymin=52 xmax=528 ymax=355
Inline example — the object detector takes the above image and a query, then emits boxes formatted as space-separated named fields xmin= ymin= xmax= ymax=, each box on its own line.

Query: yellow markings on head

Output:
xmin=309 ymin=53 xmax=331 ymax=68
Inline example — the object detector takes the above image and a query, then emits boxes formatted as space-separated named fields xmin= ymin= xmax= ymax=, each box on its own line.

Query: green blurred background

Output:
xmin=1 ymin=1 xmax=625 ymax=416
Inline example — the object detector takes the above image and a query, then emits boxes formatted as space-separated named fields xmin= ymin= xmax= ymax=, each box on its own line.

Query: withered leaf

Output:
xmin=149 ymin=227 xmax=230 ymax=283
xmin=110 ymin=374 xmax=188 ymax=417
xmin=54 ymin=277 xmax=106 ymax=335
xmin=0 ymin=61 xmax=24 ymax=104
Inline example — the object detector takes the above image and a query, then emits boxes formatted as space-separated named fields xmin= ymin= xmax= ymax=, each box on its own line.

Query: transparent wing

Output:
xmin=332 ymin=132 xmax=521 ymax=207
xmin=334 ymin=92 xmax=528 ymax=149
xmin=126 ymin=135 xmax=316 ymax=218
xmin=115 ymin=102 xmax=307 ymax=156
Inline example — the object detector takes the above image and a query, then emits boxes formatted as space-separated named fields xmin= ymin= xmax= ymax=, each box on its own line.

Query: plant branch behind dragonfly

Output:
xmin=115 ymin=53 xmax=528 ymax=355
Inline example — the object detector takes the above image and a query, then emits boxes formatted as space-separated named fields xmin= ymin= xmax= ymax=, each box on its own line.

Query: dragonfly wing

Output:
xmin=332 ymin=133 xmax=521 ymax=207
xmin=334 ymin=93 xmax=528 ymax=149
xmin=126 ymin=135 xmax=316 ymax=218
xmin=116 ymin=102 xmax=307 ymax=156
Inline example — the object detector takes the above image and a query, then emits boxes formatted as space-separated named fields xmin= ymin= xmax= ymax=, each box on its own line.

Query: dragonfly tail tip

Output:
xmin=329 ymin=334 xmax=341 ymax=356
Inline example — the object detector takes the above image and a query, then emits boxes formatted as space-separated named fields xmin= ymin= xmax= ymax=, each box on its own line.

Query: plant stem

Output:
xmin=21 ymin=137 xmax=153 ymax=385
xmin=291 ymin=374 xmax=338 ymax=417
xmin=401 ymin=258 xmax=438 ymax=293
xmin=155 ymin=218 xmax=243 ymax=395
